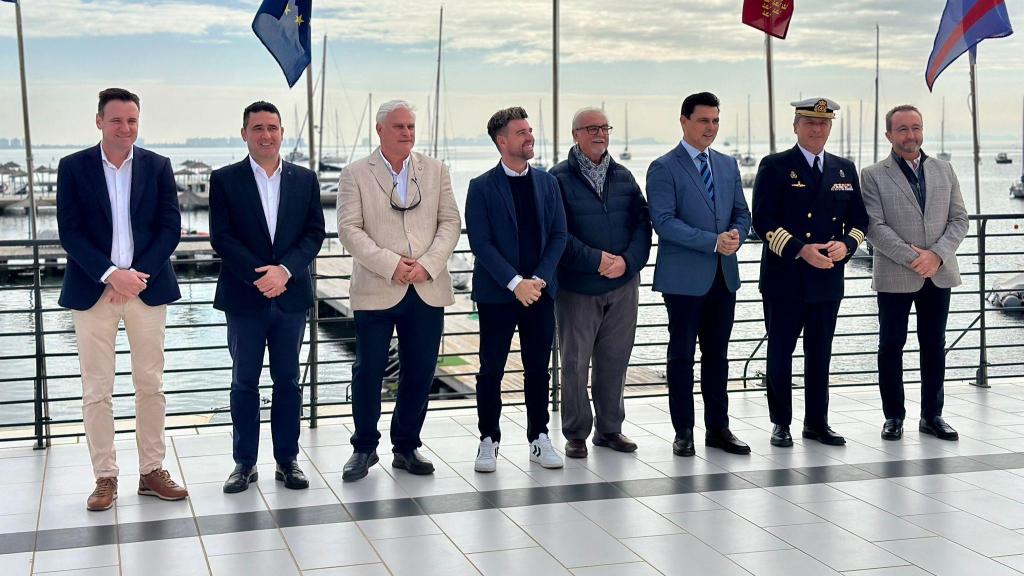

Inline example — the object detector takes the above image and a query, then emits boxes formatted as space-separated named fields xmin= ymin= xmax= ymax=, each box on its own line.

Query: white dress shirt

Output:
xmin=99 ymin=145 xmax=135 ymax=283
xmin=679 ymin=138 xmax=712 ymax=179
xmin=381 ymin=150 xmax=411 ymax=205
xmin=797 ymin=144 xmax=825 ymax=171
xmin=498 ymin=162 xmax=545 ymax=292
xmin=248 ymin=156 xmax=291 ymax=277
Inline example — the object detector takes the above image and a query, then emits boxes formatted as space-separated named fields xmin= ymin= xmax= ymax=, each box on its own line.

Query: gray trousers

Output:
xmin=556 ymin=276 xmax=640 ymax=440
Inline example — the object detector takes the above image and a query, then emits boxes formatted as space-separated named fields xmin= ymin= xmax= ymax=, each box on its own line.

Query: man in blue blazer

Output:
xmin=465 ymin=106 xmax=567 ymax=472
xmin=209 ymin=101 xmax=326 ymax=493
xmin=57 ymin=88 xmax=188 ymax=511
xmin=647 ymin=92 xmax=752 ymax=458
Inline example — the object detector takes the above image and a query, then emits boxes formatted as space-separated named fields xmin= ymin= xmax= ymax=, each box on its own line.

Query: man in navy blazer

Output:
xmin=57 ymin=88 xmax=188 ymax=511
xmin=209 ymin=101 xmax=326 ymax=494
xmin=647 ymin=92 xmax=752 ymax=458
xmin=465 ymin=106 xmax=567 ymax=472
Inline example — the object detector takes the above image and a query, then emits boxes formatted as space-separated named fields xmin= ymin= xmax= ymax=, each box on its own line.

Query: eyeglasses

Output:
xmin=574 ymin=125 xmax=613 ymax=135
xmin=389 ymin=177 xmax=422 ymax=211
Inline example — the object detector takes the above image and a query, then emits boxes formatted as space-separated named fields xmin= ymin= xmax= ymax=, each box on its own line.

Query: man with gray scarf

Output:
xmin=549 ymin=107 xmax=652 ymax=458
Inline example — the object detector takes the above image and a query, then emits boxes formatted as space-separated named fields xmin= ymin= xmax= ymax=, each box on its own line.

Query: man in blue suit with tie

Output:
xmin=57 ymin=88 xmax=188 ymax=511
xmin=466 ymin=106 xmax=568 ymax=473
xmin=647 ymin=92 xmax=752 ymax=457
xmin=209 ymin=101 xmax=326 ymax=493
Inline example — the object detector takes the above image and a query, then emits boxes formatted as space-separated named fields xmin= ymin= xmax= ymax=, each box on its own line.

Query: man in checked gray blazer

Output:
xmin=861 ymin=104 xmax=968 ymax=442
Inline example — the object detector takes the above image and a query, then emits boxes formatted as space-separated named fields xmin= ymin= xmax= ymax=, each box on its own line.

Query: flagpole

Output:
xmin=552 ymin=0 xmax=560 ymax=163
xmin=968 ymin=50 xmax=982 ymax=214
xmin=305 ymin=62 xmax=316 ymax=172
xmin=14 ymin=0 xmax=37 ymax=242
xmin=765 ymin=33 xmax=776 ymax=154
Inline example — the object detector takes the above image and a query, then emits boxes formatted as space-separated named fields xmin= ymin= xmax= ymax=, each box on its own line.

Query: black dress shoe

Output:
xmin=920 ymin=416 xmax=959 ymax=441
xmin=705 ymin=428 xmax=751 ymax=455
xmin=223 ymin=464 xmax=258 ymax=494
xmin=802 ymin=425 xmax=846 ymax=446
xmin=392 ymin=449 xmax=434 ymax=475
xmin=342 ymin=451 xmax=379 ymax=482
xmin=593 ymin=433 xmax=638 ymax=453
xmin=881 ymin=418 xmax=903 ymax=441
xmin=275 ymin=461 xmax=309 ymax=490
xmin=564 ymin=439 xmax=588 ymax=459
xmin=673 ymin=428 xmax=696 ymax=457
xmin=770 ymin=425 xmax=793 ymax=447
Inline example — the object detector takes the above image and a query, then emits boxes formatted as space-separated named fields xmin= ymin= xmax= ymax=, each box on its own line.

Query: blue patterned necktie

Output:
xmin=698 ymin=152 xmax=715 ymax=202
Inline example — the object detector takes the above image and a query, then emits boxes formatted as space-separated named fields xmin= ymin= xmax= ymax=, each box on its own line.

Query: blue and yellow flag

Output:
xmin=252 ymin=0 xmax=312 ymax=88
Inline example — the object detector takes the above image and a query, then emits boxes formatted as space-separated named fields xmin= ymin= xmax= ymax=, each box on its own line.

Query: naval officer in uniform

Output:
xmin=751 ymin=98 xmax=868 ymax=448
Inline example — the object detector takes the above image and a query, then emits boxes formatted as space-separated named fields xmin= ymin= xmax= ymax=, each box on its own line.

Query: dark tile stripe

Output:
xmin=8 ymin=449 xmax=1024 ymax=555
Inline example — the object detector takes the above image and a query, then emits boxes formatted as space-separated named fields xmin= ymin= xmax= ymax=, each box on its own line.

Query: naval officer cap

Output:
xmin=791 ymin=97 xmax=839 ymax=119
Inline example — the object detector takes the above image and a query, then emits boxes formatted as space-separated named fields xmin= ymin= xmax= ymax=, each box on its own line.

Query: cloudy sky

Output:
xmin=1 ymin=0 xmax=1022 ymax=147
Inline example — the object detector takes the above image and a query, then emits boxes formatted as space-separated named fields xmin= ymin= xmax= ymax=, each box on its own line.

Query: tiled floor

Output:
xmin=6 ymin=381 xmax=1024 ymax=574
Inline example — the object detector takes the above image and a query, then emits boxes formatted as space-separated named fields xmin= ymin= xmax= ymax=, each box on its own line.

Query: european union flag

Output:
xmin=252 ymin=0 xmax=312 ymax=88
xmin=926 ymin=0 xmax=1013 ymax=90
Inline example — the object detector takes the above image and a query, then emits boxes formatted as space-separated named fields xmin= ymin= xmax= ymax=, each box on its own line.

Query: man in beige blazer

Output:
xmin=861 ymin=104 xmax=968 ymax=442
xmin=338 ymin=99 xmax=461 ymax=481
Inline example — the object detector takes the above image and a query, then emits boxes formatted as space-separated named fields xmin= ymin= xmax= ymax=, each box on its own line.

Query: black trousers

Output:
xmin=350 ymin=289 xmax=444 ymax=453
xmin=663 ymin=262 xmax=736 ymax=433
xmin=476 ymin=295 xmax=555 ymax=443
xmin=763 ymin=298 xmax=841 ymax=429
xmin=877 ymin=279 xmax=951 ymax=421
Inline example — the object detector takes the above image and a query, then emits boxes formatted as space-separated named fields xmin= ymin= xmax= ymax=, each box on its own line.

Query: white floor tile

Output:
xmin=569 ymin=498 xmax=683 ymax=538
xmin=208 ymin=548 xmax=300 ymax=576
xmin=282 ymin=522 xmax=379 ymax=570
xmin=663 ymin=509 xmax=791 ymax=555
xmin=903 ymin=511 xmax=1024 ymax=557
xmin=202 ymin=528 xmax=287 ymax=556
xmin=521 ymin=520 xmax=640 ymax=568
xmin=373 ymin=534 xmax=480 ymax=575
xmin=770 ymin=522 xmax=908 ymax=572
xmin=728 ymin=548 xmax=842 ymax=576
xmin=121 ymin=537 xmax=210 ymax=576
xmin=33 ymin=544 xmax=119 ymax=573
xmin=432 ymin=509 xmax=535 ymax=553
xmin=468 ymin=547 xmax=570 ymax=575
xmin=877 ymin=537 xmax=1021 ymax=576
xmin=620 ymin=533 xmax=749 ymax=576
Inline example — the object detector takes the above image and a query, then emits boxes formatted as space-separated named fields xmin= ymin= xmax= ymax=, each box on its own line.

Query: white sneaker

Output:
xmin=475 ymin=437 xmax=498 ymax=473
xmin=529 ymin=433 xmax=564 ymax=469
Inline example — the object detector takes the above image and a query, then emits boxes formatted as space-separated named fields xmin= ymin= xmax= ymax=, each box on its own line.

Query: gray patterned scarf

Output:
xmin=572 ymin=145 xmax=610 ymax=198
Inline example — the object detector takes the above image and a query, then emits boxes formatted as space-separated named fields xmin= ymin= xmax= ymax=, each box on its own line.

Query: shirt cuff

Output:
xmin=507 ymin=275 xmax=524 ymax=291
xmin=100 ymin=266 xmax=118 ymax=284
xmin=280 ymin=265 xmax=292 ymax=279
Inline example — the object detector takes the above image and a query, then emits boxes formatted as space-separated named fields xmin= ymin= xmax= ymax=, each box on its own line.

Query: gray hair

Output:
xmin=572 ymin=107 xmax=607 ymax=130
xmin=376 ymin=99 xmax=415 ymax=125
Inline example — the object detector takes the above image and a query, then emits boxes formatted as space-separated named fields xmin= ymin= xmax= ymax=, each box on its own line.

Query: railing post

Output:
xmin=974 ymin=218 xmax=990 ymax=388
xmin=550 ymin=324 xmax=560 ymax=412
xmin=309 ymin=255 xmax=319 ymax=428
xmin=31 ymin=242 xmax=50 ymax=449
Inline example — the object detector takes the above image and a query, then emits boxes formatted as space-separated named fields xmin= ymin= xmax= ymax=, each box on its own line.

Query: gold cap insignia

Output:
xmin=814 ymin=99 xmax=828 ymax=113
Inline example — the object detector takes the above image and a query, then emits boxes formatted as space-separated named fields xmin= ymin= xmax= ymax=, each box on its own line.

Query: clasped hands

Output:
xmin=254 ymin=265 xmax=289 ymax=298
xmin=598 ymin=251 xmax=627 ymax=279
xmin=513 ymin=278 xmax=544 ymax=307
xmin=391 ymin=257 xmax=430 ymax=285
xmin=104 ymin=269 xmax=149 ymax=305
xmin=909 ymin=245 xmax=941 ymax=278
xmin=716 ymin=229 xmax=741 ymax=256
xmin=798 ymin=241 xmax=849 ymax=270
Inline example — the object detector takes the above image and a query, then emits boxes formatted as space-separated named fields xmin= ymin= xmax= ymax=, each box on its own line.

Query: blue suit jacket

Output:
xmin=647 ymin=143 xmax=751 ymax=296
xmin=208 ymin=158 xmax=326 ymax=314
xmin=56 ymin=145 xmax=181 ymax=311
xmin=465 ymin=163 xmax=567 ymax=304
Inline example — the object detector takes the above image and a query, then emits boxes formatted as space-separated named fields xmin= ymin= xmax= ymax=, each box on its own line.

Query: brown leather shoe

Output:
xmin=564 ymin=439 xmax=588 ymax=458
xmin=87 ymin=477 xmax=118 ymax=511
xmin=593 ymin=433 xmax=638 ymax=453
xmin=138 ymin=469 xmax=189 ymax=501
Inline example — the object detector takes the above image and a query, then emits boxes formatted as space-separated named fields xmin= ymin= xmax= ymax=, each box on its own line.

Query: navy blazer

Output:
xmin=465 ymin=163 xmax=567 ymax=304
xmin=56 ymin=145 xmax=181 ymax=311
xmin=647 ymin=143 xmax=751 ymax=296
xmin=208 ymin=158 xmax=326 ymax=314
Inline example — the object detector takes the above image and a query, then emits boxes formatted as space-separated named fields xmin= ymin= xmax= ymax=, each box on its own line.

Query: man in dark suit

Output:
xmin=752 ymin=97 xmax=869 ymax=448
xmin=647 ymin=92 xmax=752 ymax=458
xmin=465 ymin=106 xmax=567 ymax=472
xmin=209 ymin=101 xmax=326 ymax=493
xmin=57 ymin=87 xmax=188 ymax=511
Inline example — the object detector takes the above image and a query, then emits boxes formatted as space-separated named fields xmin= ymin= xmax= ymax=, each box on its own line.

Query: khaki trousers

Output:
xmin=72 ymin=290 xmax=168 ymax=478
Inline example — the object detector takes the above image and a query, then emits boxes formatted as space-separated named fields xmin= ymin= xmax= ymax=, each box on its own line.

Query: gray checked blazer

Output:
xmin=860 ymin=153 xmax=969 ymax=293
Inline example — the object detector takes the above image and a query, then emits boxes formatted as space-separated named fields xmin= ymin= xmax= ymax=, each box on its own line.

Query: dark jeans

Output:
xmin=878 ymin=279 xmax=951 ymax=421
xmin=476 ymin=295 xmax=555 ymax=443
xmin=663 ymin=262 xmax=736 ymax=433
xmin=227 ymin=302 xmax=307 ymax=467
xmin=763 ymin=298 xmax=841 ymax=429
xmin=350 ymin=289 xmax=444 ymax=453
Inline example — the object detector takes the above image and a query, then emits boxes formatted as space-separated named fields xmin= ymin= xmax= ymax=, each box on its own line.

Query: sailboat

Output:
xmin=1012 ymin=96 xmax=1024 ymax=199
xmin=531 ymin=98 xmax=549 ymax=171
xmin=619 ymin=103 xmax=632 ymax=160
xmin=740 ymin=95 xmax=756 ymax=167
xmin=937 ymin=97 xmax=951 ymax=161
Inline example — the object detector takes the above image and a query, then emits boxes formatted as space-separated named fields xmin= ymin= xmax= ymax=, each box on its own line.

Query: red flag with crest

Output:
xmin=742 ymin=0 xmax=795 ymax=39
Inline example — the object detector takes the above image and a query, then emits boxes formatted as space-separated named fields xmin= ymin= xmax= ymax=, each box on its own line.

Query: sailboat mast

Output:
xmin=873 ymin=24 xmax=880 ymax=163
xmin=624 ymin=103 xmax=630 ymax=152
xmin=941 ymin=97 xmax=947 ymax=154
xmin=746 ymin=94 xmax=752 ymax=157
xmin=317 ymin=35 xmax=327 ymax=170
xmin=368 ymin=92 xmax=373 ymax=154
xmin=858 ymin=99 xmax=863 ymax=168
xmin=432 ymin=6 xmax=443 ymax=159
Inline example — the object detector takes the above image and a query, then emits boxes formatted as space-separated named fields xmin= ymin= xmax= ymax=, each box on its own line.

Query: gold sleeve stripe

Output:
xmin=848 ymin=228 xmax=866 ymax=245
xmin=767 ymin=227 xmax=792 ymax=256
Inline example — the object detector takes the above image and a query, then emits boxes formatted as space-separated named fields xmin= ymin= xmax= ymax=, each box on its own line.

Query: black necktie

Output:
xmin=812 ymin=156 xmax=823 ymax=188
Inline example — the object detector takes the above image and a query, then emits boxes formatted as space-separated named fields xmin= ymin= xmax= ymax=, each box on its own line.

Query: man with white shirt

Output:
xmin=57 ymin=88 xmax=188 ymax=510
xmin=209 ymin=101 xmax=326 ymax=493
xmin=752 ymin=97 xmax=869 ymax=448
xmin=465 ymin=107 xmax=567 ymax=472
xmin=337 ymin=100 xmax=461 ymax=481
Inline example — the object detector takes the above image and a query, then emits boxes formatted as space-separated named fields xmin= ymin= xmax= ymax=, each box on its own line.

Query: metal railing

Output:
xmin=0 ymin=213 xmax=1021 ymax=447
